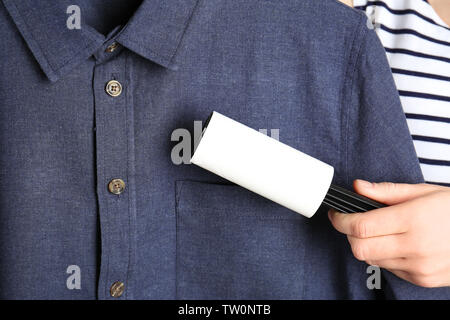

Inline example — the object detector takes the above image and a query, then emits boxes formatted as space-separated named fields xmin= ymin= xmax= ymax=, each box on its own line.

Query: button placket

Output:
xmin=93 ymin=52 xmax=135 ymax=300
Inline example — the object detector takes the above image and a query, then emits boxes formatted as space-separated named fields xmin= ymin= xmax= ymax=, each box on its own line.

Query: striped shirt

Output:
xmin=354 ymin=0 xmax=450 ymax=186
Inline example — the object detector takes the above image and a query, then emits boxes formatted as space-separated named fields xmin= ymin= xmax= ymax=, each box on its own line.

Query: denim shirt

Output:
xmin=1 ymin=0 xmax=448 ymax=299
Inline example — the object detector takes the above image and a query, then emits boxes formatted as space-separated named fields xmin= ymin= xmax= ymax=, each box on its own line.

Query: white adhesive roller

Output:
xmin=190 ymin=111 xmax=334 ymax=218
xmin=191 ymin=111 xmax=386 ymax=218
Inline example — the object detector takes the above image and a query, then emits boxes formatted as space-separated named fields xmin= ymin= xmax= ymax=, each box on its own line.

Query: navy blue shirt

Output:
xmin=1 ymin=0 xmax=448 ymax=299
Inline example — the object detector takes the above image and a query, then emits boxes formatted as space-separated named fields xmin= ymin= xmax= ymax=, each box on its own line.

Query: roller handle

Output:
xmin=323 ymin=184 xmax=386 ymax=213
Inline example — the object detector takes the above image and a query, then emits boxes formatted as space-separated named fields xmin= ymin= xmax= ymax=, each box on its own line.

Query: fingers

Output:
xmin=347 ymin=234 xmax=408 ymax=261
xmin=366 ymin=258 xmax=408 ymax=271
xmin=369 ymin=267 xmax=426 ymax=288
xmin=353 ymin=180 xmax=443 ymax=205
xmin=328 ymin=205 xmax=410 ymax=238
xmin=388 ymin=270 xmax=418 ymax=286
xmin=388 ymin=269 xmax=444 ymax=288
xmin=366 ymin=257 xmax=448 ymax=288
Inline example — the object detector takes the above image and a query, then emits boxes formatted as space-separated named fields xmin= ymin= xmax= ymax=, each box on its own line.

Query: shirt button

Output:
xmin=110 ymin=281 xmax=125 ymax=298
xmin=106 ymin=80 xmax=122 ymax=97
xmin=105 ymin=42 xmax=119 ymax=53
xmin=108 ymin=178 xmax=126 ymax=195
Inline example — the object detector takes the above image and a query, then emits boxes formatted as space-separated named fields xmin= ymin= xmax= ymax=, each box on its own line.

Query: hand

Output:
xmin=328 ymin=180 xmax=450 ymax=288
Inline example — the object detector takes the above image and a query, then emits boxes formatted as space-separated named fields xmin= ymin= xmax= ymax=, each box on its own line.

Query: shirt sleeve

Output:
xmin=345 ymin=21 xmax=450 ymax=299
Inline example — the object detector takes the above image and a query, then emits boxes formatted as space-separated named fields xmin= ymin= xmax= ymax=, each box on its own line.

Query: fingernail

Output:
xmin=357 ymin=179 xmax=373 ymax=188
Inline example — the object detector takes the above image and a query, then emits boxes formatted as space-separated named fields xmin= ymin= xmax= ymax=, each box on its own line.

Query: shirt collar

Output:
xmin=2 ymin=0 xmax=199 ymax=82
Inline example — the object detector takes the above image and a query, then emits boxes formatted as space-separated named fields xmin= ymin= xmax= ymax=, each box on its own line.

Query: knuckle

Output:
xmin=379 ymin=182 xmax=396 ymax=192
xmin=351 ymin=242 xmax=368 ymax=261
xmin=366 ymin=260 xmax=376 ymax=266
xmin=351 ymin=218 xmax=369 ymax=238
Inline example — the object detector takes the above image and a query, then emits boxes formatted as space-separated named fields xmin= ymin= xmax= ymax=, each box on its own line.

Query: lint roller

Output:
xmin=190 ymin=111 xmax=385 ymax=218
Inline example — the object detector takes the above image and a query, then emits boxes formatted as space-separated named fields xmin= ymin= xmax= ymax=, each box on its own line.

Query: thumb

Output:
xmin=353 ymin=180 xmax=443 ymax=205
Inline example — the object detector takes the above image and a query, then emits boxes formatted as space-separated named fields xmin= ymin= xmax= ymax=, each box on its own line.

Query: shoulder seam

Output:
xmin=342 ymin=13 xmax=369 ymax=188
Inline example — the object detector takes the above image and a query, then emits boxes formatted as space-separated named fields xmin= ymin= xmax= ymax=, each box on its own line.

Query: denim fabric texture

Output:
xmin=1 ymin=0 xmax=448 ymax=299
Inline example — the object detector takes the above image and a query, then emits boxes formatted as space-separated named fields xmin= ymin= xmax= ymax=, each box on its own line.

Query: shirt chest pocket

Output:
xmin=175 ymin=180 xmax=312 ymax=299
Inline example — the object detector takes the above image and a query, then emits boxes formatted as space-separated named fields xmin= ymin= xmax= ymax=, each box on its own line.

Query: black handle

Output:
xmin=323 ymin=184 xmax=386 ymax=213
